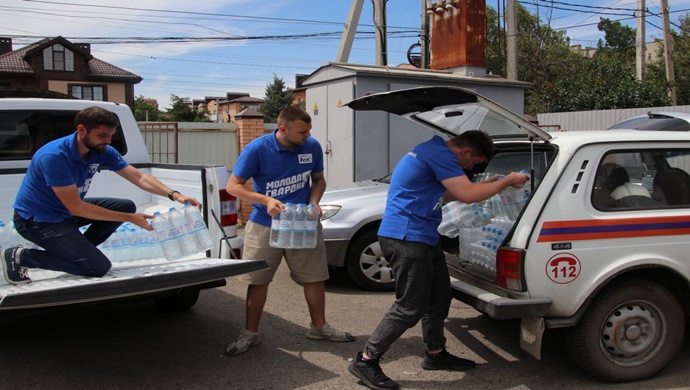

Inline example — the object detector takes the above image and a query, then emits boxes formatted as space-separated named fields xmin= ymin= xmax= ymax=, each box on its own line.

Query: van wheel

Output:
xmin=154 ymin=289 xmax=200 ymax=312
xmin=566 ymin=279 xmax=684 ymax=382
xmin=345 ymin=229 xmax=395 ymax=292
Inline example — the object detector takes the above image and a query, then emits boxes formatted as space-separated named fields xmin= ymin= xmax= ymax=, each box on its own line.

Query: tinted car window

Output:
xmin=609 ymin=117 xmax=690 ymax=131
xmin=592 ymin=150 xmax=690 ymax=210
xmin=0 ymin=110 xmax=127 ymax=160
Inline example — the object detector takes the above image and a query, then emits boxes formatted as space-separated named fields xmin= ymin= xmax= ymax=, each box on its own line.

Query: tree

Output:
xmin=259 ymin=75 xmax=295 ymax=123
xmin=647 ymin=13 xmax=690 ymax=105
xmin=487 ymin=5 xmax=673 ymax=113
xmin=166 ymin=94 xmax=211 ymax=122
xmin=133 ymin=95 xmax=161 ymax=121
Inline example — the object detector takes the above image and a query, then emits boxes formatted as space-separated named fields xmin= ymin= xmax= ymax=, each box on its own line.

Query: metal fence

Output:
xmin=137 ymin=122 xmax=275 ymax=169
xmin=537 ymin=105 xmax=690 ymax=132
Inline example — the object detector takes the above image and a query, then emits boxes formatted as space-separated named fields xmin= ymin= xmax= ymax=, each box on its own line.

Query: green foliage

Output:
xmin=487 ymin=5 xmax=675 ymax=114
xmin=165 ymin=94 xmax=211 ymax=122
xmin=133 ymin=95 xmax=161 ymax=121
xmin=646 ymin=14 xmax=690 ymax=105
xmin=259 ymin=75 xmax=295 ymax=123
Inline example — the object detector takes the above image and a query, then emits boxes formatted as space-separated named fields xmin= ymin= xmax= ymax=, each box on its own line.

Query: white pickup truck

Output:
xmin=0 ymin=98 xmax=265 ymax=311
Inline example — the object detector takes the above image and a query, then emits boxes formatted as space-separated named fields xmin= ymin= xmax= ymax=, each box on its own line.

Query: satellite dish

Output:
xmin=407 ymin=42 xmax=422 ymax=68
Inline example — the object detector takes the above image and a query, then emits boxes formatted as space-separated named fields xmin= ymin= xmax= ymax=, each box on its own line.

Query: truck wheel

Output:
xmin=566 ymin=278 xmax=684 ymax=382
xmin=345 ymin=229 xmax=395 ymax=292
xmin=154 ymin=289 xmax=201 ymax=312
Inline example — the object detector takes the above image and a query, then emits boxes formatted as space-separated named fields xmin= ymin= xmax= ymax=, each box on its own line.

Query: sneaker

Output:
xmin=348 ymin=352 xmax=399 ymax=390
xmin=307 ymin=322 xmax=355 ymax=342
xmin=422 ymin=348 xmax=476 ymax=371
xmin=1 ymin=247 xmax=31 ymax=285
xmin=224 ymin=329 xmax=261 ymax=356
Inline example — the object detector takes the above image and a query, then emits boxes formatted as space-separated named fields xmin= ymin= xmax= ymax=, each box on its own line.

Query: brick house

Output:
xmin=0 ymin=36 xmax=142 ymax=109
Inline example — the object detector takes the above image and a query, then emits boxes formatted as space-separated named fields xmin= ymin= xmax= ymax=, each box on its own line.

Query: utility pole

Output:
xmin=506 ymin=0 xmax=517 ymax=80
xmin=374 ymin=0 xmax=387 ymax=66
xmin=421 ymin=0 xmax=430 ymax=69
xmin=336 ymin=0 xmax=364 ymax=63
xmin=636 ymin=0 xmax=645 ymax=81
xmin=660 ymin=0 xmax=677 ymax=105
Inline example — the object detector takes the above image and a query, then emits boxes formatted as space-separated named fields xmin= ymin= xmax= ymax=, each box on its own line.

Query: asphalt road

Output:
xmin=1 ymin=260 xmax=690 ymax=389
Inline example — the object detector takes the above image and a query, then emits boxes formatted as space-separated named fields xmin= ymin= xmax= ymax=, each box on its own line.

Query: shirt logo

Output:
xmin=298 ymin=154 xmax=312 ymax=164
xmin=88 ymin=164 xmax=100 ymax=174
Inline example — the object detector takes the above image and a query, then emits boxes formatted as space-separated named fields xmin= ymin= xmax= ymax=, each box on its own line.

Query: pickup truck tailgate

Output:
xmin=0 ymin=258 xmax=267 ymax=309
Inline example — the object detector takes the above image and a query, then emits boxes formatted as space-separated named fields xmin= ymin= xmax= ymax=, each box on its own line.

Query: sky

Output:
xmin=2 ymin=0 xmax=690 ymax=109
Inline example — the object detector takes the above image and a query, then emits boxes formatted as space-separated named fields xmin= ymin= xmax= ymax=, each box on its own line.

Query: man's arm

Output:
xmin=308 ymin=171 xmax=326 ymax=215
xmin=115 ymin=165 xmax=201 ymax=207
xmin=442 ymin=171 xmax=528 ymax=204
xmin=52 ymin=185 xmax=152 ymax=230
xmin=226 ymin=174 xmax=284 ymax=216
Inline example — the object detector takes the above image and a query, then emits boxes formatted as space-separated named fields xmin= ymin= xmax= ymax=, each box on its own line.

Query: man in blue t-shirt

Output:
xmin=225 ymin=106 xmax=354 ymax=356
xmin=349 ymin=131 xmax=529 ymax=390
xmin=0 ymin=106 xmax=200 ymax=285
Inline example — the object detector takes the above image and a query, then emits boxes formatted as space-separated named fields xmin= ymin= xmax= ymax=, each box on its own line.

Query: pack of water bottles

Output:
xmin=99 ymin=202 xmax=214 ymax=262
xmin=149 ymin=202 xmax=215 ymax=261
xmin=438 ymin=172 xmax=533 ymax=271
xmin=269 ymin=203 xmax=319 ymax=249
xmin=0 ymin=218 xmax=40 ymax=251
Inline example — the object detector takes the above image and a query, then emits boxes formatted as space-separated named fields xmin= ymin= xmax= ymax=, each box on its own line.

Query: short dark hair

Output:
xmin=75 ymin=106 xmax=119 ymax=131
xmin=449 ymin=130 xmax=495 ymax=159
xmin=278 ymin=106 xmax=311 ymax=127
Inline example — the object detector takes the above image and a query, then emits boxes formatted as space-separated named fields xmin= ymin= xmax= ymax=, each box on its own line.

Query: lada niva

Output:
xmin=346 ymin=86 xmax=690 ymax=382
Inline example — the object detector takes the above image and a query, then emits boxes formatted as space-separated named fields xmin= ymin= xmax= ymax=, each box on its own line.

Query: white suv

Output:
xmin=344 ymin=86 xmax=690 ymax=382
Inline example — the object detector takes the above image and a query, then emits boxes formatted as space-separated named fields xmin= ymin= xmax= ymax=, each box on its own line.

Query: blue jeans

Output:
xmin=13 ymin=198 xmax=136 ymax=277
xmin=363 ymin=236 xmax=452 ymax=360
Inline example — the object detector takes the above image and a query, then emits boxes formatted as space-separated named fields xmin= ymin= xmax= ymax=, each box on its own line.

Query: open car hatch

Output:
xmin=344 ymin=86 xmax=551 ymax=141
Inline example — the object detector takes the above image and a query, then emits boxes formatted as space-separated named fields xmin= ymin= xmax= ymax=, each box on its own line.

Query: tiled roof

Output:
xmin=0 ymin=38 xmax=48 ymax=74
xmin=224 ymin=96 xmax=263 ymax=104
xmin=0 ymin=37 xmax=141 ymax=81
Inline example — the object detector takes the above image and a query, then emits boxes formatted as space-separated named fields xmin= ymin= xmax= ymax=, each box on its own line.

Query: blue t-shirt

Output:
xmin=378 ymin=136 xmax=466 ymax=246
xmin=14 ymin=132 xmax=129 ymax=223
xmin=232 ymin=129 xmax=324 ymax=227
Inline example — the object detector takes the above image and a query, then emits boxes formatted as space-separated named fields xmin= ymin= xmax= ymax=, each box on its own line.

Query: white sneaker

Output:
xmin=307 ymin=322 xmax=355 ymax=342
xmin=225 ymin=329 xmax=261 ymax=356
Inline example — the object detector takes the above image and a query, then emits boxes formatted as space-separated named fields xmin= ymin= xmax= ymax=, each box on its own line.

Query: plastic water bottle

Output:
xmin=290 ymin=203 xmax=308 ymax=248
xmin=152 ymin=211 xmax=185 ymax=261
xmin=0 ymin=220 xmax=9 ymax=251
xmin=168 ymin=207 xmax=199 ymax=256
xmin=303 ymin=204 xmax=319 ymax=249
xmin=270 ymin=211 xmax=281 ymax=248
xmin=276 ymin=202 xmax=296 ymax=248
xmin=183 ymin=202 xmax=214 ymax=252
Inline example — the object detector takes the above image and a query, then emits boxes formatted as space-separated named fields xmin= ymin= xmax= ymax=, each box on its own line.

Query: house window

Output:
xmin=69 ymin=85 xmax=106 ymax=101
xmin=43 ymin=44 xmax=74 ymax=71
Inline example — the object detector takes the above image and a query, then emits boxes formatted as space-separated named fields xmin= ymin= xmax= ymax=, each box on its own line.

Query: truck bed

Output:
xmin=0 ymin=256 xmax=266 ymax=310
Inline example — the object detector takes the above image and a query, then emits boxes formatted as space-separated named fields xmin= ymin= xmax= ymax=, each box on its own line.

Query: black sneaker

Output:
xmin=348 ymin=352 xmax=399 ymax=390
xmin=422 ymin=349 xmax=476 ymax=371
xmin=1 ymin=247 xmax=31 ymax=285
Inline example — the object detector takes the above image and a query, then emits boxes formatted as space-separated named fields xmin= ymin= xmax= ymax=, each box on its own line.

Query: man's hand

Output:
xmin=172 ymin=193 xmax=202 ymax=208
xmin=130 ymin=213 xmax=154 ymax=231
xmin=266 ymin=198 xmax=284 ymax=217
xmin=504 ymin=172 xmax=530 ymax=188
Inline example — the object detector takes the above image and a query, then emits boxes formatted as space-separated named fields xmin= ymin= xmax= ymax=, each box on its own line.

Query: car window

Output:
xmin=0 ymin=110 xmax=127 ymax=160
xmin=592 ymin=150 xmax=690 ymax=210
xmin=484 ymin=150 xmax=553 ymax=183
xmin=609 ymin=117 xmax=690 ymax=131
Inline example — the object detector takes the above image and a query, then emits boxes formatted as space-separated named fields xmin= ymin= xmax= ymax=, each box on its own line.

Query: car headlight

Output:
xmin=319 ymin=205 xmax=341 ymax=220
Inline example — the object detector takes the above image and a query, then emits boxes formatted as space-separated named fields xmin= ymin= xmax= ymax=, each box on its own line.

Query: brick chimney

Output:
xmin=429 ymin=0 xmax=486 ymax=77
xmin=75 ymin=43 xmax=91 ymax=56
xmin=0 ymin=37 xmax=12 ymax=55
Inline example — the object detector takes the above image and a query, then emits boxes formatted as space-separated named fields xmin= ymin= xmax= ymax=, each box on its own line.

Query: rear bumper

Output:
xmin=450 ymin=278 xmax=552 ymax=320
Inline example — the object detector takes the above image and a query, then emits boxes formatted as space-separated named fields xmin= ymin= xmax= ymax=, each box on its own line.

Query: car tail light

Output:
xmin=219 ymin=189 xmax=238 ymax=227
xmin=496 ymin=248 xmax=525 ymax=291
